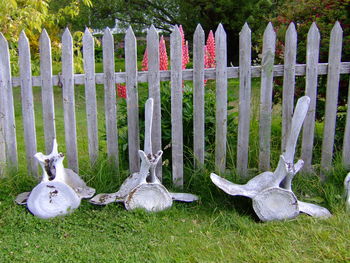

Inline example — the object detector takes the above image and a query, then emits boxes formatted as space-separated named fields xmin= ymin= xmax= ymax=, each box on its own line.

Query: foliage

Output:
xmin=68 ymin=0 xmax=278 ymax=63
xmin=115 ymin=80 xmax=236 ymax=178
xmin=0 ymin=0 xmax=92 ymax=50
xmin=0 ymin=0 xmax=92 ymax=75
xmin=270 ymin=0 xmax=350 ymax=146
xmin=271 ymin=0 xmax=350 ymax=63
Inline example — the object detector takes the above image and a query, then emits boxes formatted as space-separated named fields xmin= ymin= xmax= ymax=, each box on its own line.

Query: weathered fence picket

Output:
xmin=193 ymin=24 xmax=205 ymax=167
xmin=62 ymin=28 xmax=79 ymax=172
xmin=83 ymin=28 xmax=99 ymax=164
xmin=171 ymin=26 xmax=183 ymax=187
xmin=0 ymin=38 xmax=7 ymax=170
xmin=282 ymin=23 xmax=297 ymax=153
xmin=259 ymin=23 xmax=275 ymax=171
xmin=1 ymin=21 xmax=350 ymax=184
xmin=40 ymin=29 xmax=56 ymax=155
xmin=0 ymin=115 xmax=5 ymax=175
xmin=237 ymin=23 xmax=252 ymax=177
xmin=321 ymin=22 xmax=343 ymax=177
xmin=301 ymin=23 xmax=320 ymax=172
xmin=125 ymin=27 xmax=140 ymax=174
xmin=0 ymin=41 xmax=7 ymax=173
xmin=103 ymin=28 xmax=118 ymax=167
xmin=215 ymin=24 xmax=227 ymax=174
xmin=19 ymin=31 xmax=38 ymax=177
xmin=0 ymin=33 xmax=17 ymax=169
xmin=343 ymin=77 xmax=350 ymax=169
xmin=147 ymin=25 xmax=162 ymax=179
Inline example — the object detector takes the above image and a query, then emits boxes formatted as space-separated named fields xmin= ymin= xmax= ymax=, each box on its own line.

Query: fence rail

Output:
xmin=0 ymin=22 xmax=350 ymax=185
xmin=7 ymin=62 xmax=350 ymax=87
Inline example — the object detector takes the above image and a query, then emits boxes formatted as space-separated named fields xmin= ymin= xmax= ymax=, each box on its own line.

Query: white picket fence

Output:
xmin=0 ymin=22 xmax=350 ymax=185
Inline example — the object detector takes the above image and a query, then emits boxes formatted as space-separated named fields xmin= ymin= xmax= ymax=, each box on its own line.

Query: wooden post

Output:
xmin=147 ymin=25 xmax=162 ymax=180
xmin=19 ymin=31 xmax=37 ymax=177
xmin=282 ymin=23 xmax=297 ymax=153
xmin=237 ymin=23 xmax=251 ymax=177
xmin=171 ymin=26 xmax=183 ymax=187
xmin=215 ymin=24 xmax=227 ymax=174
xmin=0 ymin=33 xmax=17 ymax=169
xmin=125 ymin=26 xmax=140 ymax=173
xmin=0 ymin=64 xmax=6 ymax=175
xmin=40 ymin=29 xmax=56 ymax=154
xmin=193 ymin=24 xmax=205 ymax=167
xmin=62 ymin=28 xmax=79 ymax=172
xmin=259 ymin=23 xmax=276 ymax=171
xmin=301 ymin=23 xmax=320 ymax=172
xmin=83 ymin=28 xmax=99 ymax=165
xmin=103 ymin=28 xmax=118 ymax=167
xmin=343 ymin=76 xmax=350 ymax=169
xmin=321 ymin=22 xmax=343 ymax=178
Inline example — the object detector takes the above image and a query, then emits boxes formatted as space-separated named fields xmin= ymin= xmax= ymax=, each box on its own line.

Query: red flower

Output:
xmin=204 ymin=30 xmax=216 ymax=85
xmin=159 ymin=35 xmax=168 ymax=70
xmin=142 ymin=48 xmax=148 ymax=71
xmin=179 ymin=25 xmax=189 ymax=69
xmin=141 ymin=36 xmax=169 ymax=71
xmin=117 ymin=84 xmax=127 ymax=99
xmin=205 ymin=30 xmax=216 ymax=68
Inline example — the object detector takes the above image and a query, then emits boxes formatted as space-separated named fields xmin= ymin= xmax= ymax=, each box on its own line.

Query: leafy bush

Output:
xmin=116 ymin=80 xmax=236 ymax=174
xmin=269 ymin=0 xmax=350 ymax=149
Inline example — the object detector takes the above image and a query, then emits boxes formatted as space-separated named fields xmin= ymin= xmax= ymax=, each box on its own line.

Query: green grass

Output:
xmin=1 ymin=76 xmax=350 ymax=262
xmin=0 ymin=168 xmax=349 ymax=262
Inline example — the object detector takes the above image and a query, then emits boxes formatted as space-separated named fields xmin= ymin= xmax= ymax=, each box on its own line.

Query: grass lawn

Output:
xmin=0 ymin=69 xmax=349 ymax=262
xmin=1 ymin=170 xmax=349 ymax=262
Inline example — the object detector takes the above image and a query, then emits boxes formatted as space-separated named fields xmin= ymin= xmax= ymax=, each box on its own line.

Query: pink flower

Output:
xmin=141 ymin=25 xmax=189 ymax=71
xmin=141 ymin=36 xmax=169 ymax=71
xmin=179 ymin=25 xmax=189 ymax=69
xmin=159 ymin=35 xmax=168 ymax=70
xmin=205 ymin=30 xmax=215 ymax=68
xmin=183 ymin=40 xmax=189 ymax=69
xmin=117 ymin=84 xmax=127 ymax=99
xmin=179 ymin=25 xmax=185 ymax=47
xmin=142 ymin=48 xmax=148 ymax=71
xmin=204 ymin=30 xmax=215 ymax=85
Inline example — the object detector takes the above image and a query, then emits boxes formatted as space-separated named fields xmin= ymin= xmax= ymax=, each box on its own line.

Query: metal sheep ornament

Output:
xmin=15 ymin=140 xmax=95 ymax=219
xmin=89 ymin=98 xmax=198 ymax=211
xmin=211 ymin=96 xmax=332 ymax=222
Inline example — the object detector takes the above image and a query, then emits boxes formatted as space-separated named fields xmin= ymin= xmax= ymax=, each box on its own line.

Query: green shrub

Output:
xmin=115 ymin=80 xmax=236 ymax=175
